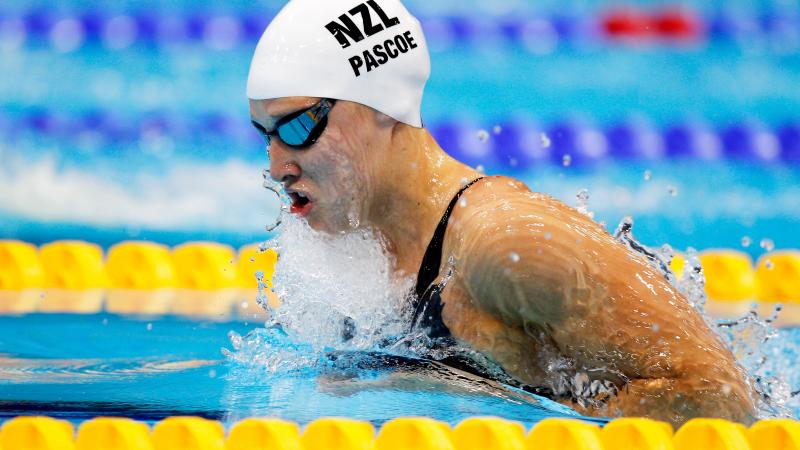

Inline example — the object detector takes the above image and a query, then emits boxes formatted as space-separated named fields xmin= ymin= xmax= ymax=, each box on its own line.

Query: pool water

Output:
xmin=0 ymin=309 xmax=798 ymax=427
xmin=0 ymin=312 xmax=604 ymax=426
xmin=2 ymin=0 xmax=800 ymax=430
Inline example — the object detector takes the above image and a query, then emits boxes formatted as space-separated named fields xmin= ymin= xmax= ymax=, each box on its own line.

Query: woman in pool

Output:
xmin=246 ymin=0 xmax=757 ymax=426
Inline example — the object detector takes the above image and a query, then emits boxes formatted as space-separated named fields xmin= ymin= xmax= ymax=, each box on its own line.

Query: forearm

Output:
xmin=575 ymin=377 xmax=757 ymax=427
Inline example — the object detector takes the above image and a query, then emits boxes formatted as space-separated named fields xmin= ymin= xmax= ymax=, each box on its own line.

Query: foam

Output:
xmin=262 ymin=216 xmax=414 ymax=352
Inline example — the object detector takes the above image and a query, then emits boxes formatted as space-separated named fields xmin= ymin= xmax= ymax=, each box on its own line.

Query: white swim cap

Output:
xmin=247 ymin=0 xmax=430 ymax=128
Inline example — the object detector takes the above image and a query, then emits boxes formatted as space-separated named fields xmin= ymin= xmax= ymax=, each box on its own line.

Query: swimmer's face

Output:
xmin=250 ymin=97 xmax=390 ymax=233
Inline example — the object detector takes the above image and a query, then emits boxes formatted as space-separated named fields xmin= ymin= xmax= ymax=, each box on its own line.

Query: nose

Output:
xmin=268 ymin=144 xmax=302 ymax=185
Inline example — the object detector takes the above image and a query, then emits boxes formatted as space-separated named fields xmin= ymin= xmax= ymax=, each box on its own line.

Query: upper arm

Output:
xmin=444 ymin=177 xmax=612 ymax=328
xmin=443 ymin=177 xmax=740 ymax=382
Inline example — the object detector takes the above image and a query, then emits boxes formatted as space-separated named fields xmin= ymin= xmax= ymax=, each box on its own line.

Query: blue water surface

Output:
xmin=0 ymin=313 xmax=605 ymax=427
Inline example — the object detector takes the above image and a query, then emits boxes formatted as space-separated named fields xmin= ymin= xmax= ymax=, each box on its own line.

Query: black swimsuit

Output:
xmin=410 ymin=177 xmax=484 ymax=337
xmin=408 ymin=177 xmax=560 ymax=399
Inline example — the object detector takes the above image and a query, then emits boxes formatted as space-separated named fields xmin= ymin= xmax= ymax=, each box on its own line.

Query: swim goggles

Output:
xmin=252 ymin=98 xmax=337 ymax=149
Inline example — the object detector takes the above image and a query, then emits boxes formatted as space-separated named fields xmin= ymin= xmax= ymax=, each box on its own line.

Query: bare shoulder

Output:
xmin=441 ymin=175 xmax=614 ymax=325
xmin=446 ymin=175 xmax=611 ymax=257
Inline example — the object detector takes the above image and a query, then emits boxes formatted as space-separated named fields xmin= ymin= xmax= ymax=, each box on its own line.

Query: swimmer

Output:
xmin=246 ymin=0 xmax=757 ymax=426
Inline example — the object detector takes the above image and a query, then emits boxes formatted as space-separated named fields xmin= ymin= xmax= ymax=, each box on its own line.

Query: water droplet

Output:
xmin=477 ymin=129 xmax=489 ymax=142
xmin=241 ymin=301 xmax=249 ymax=309
xmin=250 ymin=257 xmax=256 ymax=262
xmin=509 ymin=252 xmax=520 ymax=263
xmin=651 ymin=323 xmax=660 ymax=332
xmin=102 ymin=318 xmax=108 ymax=326
xmin=765 ymin=260 xmax=774 ymax=270
xmin=741 ymin=236 xmax=752 ymax=248
xmin=722 ymin=384 xmax=732 ymax=395
xmin=146 ymin=323 xmax=153 ymax=331
xmin=459 ymin=177 xmax=469 ymax=186
xmin=562 ymin=154 xmax=572 ymax=167
xmin=667 ymin=185 xmax=678 ymax=197
xmin=544 ymin=231 xmax=552 ymax=240
xmin=475 ymin=164 xmax=485 ymax=173
xmin=208 ymin=369 xmax=217 ymax=378
xmin=643 ymin=170 xmax=652 ymax=181
xmin=760 ymin=238 xmax=775 ymax=252
xmin=459 ymin=198 xmax=468 ymax=208
xmin=575 ymin=189 xmax=591 ymax=217
xmin=540 ymin=133 xmax=551 ymax=148
xmin=493 ymin=125 xmax=502 ymax=135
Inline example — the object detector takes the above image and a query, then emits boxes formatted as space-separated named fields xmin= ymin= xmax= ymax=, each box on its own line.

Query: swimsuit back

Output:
xmin=411 ymin=177 xmax=485 ymax=337
xmin=408 ymin=177 xmax=561 ymax=400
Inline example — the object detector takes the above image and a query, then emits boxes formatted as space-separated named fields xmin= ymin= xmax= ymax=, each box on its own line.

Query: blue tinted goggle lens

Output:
xmin=254 ymin=99 xmax=335 ymax=150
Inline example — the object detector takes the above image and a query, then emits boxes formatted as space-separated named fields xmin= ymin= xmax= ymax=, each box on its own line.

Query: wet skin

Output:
xmin=250 ymin=97 xmax=758 ymax=427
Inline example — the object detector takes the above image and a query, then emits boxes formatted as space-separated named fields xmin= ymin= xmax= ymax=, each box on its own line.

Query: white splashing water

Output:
xmin=223 ymin=181 xmax=796 ymax=419
xmin=575 ymin=188 xmax=593 ymax=218
xmin=614 ymin=216 xmax=794 ymax=419
xmin=257 ymin=216 xmax=413 ymax=353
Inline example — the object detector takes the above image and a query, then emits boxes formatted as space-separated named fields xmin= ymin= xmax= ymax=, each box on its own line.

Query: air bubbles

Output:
xmin=540 ymin=132 xmax=551 ymax=148
xmin=259 ymin=216 xmax=412 ymax=352
xmin=509 ymin=252 xmax=520 ymax=263
xmin=741 ymin=236 xmax=752 ymax=248
xmin=760 ymin=238 xmax=775 ymax=252
xmin=477 ymin=129 xmax=490 ymax=142
xmin=667 ymin=185 xmax=678 ymax=197
xmin=562 ymin=154 xmax=572 ymax=167
xmin=493 ymin=125 xmax=503 ymax=135
xmin=576 ymin=189 xmax=592 ymax=217
xmin=643 ymin=170 xmax=652 ymax=181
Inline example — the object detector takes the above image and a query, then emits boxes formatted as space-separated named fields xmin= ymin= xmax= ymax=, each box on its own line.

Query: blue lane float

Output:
xmin=4 ymin=109 xmax=800 ymax=168
xmin=2 ymin=7 xmax=800 ymax=51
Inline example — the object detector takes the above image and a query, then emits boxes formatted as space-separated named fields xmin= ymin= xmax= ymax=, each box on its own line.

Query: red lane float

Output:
xmin=602 ymin=8 xmax=702 ymax=41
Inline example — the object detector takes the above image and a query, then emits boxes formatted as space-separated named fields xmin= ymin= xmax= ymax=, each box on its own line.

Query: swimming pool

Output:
xmin=0 ymin=311 xmax=597 ymax=426
xmin=0 ymin=309 xmax=797 ymax=427
xmin=2 ymin=0 xmax=800 ymax=439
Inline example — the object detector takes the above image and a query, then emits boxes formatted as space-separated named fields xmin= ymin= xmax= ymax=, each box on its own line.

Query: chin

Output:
xmin=304 ymin=213 xmax=334 ymax=234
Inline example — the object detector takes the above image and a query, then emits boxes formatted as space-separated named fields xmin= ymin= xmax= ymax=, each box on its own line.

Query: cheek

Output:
xmin=311 ymin=129 xmax=367 ymax=185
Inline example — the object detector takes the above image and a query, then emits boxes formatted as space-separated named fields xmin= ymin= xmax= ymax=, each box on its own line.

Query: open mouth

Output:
xmin=288 ymin=191 xmax=313 ymax=217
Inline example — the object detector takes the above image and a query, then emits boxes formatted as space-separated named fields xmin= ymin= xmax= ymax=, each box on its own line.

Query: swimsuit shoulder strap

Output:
xmin=414 ymin=177 xmax=486 ymax=301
